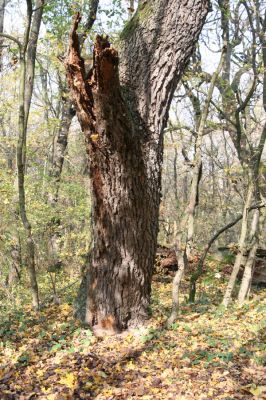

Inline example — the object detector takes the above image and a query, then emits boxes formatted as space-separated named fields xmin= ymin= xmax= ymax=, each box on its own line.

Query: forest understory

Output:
xmin=1 ymin=0 xmax=266 ymax=398
xmin=0 ymin=261 xmax=265 ymax=400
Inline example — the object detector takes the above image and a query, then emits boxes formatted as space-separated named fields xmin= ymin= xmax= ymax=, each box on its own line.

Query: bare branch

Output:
xmin=84 ymin=0 xmax=99 ymax=32
xmin=0 ymin=32 xmax=22 ymax=51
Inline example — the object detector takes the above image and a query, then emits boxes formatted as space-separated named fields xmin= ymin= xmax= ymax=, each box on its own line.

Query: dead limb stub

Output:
xmin=93 ymin=35 xmax=119 ymax=94
xmin=65 ymin=13 xmax=120 ymax=146
xmin=65 ymin=13 xmax=94 ymax=138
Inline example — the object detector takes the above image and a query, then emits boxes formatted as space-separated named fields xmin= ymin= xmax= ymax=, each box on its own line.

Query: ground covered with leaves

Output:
xmin=0 ymin=266 xmax=265 ymax=399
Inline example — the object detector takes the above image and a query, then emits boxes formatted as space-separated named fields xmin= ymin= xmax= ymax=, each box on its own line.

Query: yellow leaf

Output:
xmin=90 ymin=134 xmax=99 ymax=142
xmin=46 ymin=395 xmax=57 ymax=400
xmin=36 ymin=369 xmax=44 ymax=377
xmin=250 ymin=386 xmax=266 ymax=397
xmin=59 ymin=372 xmax=77 ymax=389
xmin=59 ymin=304 xmax=72 ymax=316
xmin=242 ymin=384 xmax=266 ymax=397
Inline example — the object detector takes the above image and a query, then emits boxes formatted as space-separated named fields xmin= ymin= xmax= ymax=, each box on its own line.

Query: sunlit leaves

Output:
xmin=0 ymin=274 xmax=265 ymax=398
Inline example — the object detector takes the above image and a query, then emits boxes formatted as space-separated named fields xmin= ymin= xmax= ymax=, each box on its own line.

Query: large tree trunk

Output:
xmin=66 ymin=0 xmax=209 ymax=333
xmin=86 ymin=127 xmax=159 ymax=331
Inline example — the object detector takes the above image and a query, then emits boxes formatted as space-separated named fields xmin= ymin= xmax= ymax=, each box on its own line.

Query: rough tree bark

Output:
xmin=66 ymin=0 xmax=209 ymax=333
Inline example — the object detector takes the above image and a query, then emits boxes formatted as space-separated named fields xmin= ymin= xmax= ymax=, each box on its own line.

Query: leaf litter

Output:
xmin=0 ymin=270 xmax=265 ymax=399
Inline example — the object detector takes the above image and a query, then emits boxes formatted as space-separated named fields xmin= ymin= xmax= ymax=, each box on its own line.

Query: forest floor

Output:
xmin=0 ymin=261 xmax=265 ymax=400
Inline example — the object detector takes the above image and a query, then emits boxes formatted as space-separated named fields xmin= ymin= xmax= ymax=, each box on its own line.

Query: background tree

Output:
xmin=159 ymin=0 xmax=266 ymax=312
xmin=0 ymin=0 xmax=5 ymax=72
xmin=217 ymin=0 xmax=266 ymax=307
xmin=17 ymin=0 xmax=44 ymax=309
xmin=0 ymin=0 xmax=45 ymax=308
xmin=168 ymin=51 xmax=225 ymax=325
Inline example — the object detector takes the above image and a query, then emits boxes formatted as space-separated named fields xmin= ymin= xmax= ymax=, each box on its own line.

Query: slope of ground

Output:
xmin=0 ymin=266 xmax=265 ymax=399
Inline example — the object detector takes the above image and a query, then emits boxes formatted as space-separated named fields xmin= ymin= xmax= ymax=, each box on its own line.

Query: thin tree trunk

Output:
xmin=170 ymin=131 xmax=179 ymax=207
xmin=188 ymin=202 xmax=265 ymax=302
xmin=17 ymin=43 xmax=40 ymax=309
xmin=39 ymin=63 xmax=50 ymax=123
xmin=23 ymin=1 xmax=44 ymax=128
xmin=221 ymin=3 xmax=266 ymax=307
xmin=47 ymin=93 xmax=74 ymax=274
xmin=167 ymin=248 xmax=187 ymax=326
xmin=168 ymin=50 xmax=224 ymax=324
xmin=0 ymin=0 xmax=5 ymax=72
xmin=66 ymin=1 xmax=209 ymax=333
xmin=48 ymin=94 xmax=74 ymax=205
xmin=238 ymin=204 xmax=266 ymax=304
xmin=6 ymin=243 xmax=21 ymax=287
xmin=17 ymin=0 xmax=44 ymax=309
xmin=238 ymin=240 xmax=258 ymax=305
xmin=236 ymin=7 xmax=266 ymax=303
xmin=222 ymin=181 xmax=253 ymax=307
xmin=128 ymin=0 xmax=135 ymax=17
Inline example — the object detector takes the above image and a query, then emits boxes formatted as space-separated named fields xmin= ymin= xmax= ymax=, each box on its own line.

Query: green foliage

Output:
xmin=43 ymin=0 xmax=85 ymax=37
xmin=140 ymin=327 xmax=164 ymax=343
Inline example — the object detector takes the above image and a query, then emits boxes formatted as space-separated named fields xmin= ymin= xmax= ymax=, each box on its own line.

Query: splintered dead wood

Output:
xmin=65 ymin=13 xmax=94 ymax=133
xmin=65 ymin=12 xmax=119 ymax=143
